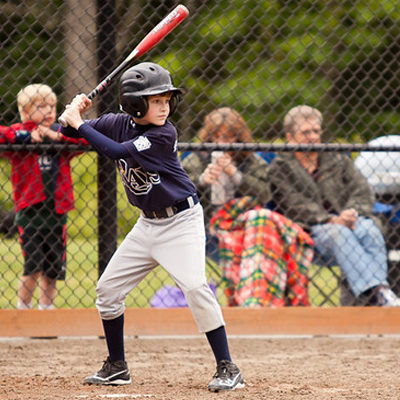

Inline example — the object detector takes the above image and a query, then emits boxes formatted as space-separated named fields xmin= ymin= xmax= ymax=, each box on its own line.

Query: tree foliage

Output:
xmin=0 ymin=0 xmax=399 ymax=141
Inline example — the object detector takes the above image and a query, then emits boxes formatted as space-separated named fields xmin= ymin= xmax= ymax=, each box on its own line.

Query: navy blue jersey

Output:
xmin=78 ymin=113 xmax=196 ymax=212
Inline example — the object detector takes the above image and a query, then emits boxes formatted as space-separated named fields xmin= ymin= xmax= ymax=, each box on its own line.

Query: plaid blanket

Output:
xmin=210 ymin=196 xmax=314 ymax=307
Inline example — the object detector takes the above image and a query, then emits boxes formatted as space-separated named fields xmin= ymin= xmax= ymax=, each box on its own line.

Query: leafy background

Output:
xmin=1 ymin=0 xmax=399 ymax=140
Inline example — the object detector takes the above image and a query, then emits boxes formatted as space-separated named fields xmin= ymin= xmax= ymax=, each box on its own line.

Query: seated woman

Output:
xmin=182 ymin=107 xmax=313 ymax=307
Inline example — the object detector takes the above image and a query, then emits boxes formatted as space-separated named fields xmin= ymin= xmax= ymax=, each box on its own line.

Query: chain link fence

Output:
xmin=1 ymin=0 xmax=400 ymax=309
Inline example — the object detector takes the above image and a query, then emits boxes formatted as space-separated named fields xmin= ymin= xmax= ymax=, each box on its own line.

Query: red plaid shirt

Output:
xmin=211 ymin=196 xmax=314 ymax=307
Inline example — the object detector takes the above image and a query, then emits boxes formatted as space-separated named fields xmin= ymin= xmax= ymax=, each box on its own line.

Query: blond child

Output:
xmin=0 ymin=84 xmax=87 ymax=309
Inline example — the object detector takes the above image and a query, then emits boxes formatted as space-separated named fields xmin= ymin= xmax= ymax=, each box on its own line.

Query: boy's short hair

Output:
xmin=283 ymin=105 xmax=323 ymax=134
xmin=17 ymin=84 xmax=56 ymax=116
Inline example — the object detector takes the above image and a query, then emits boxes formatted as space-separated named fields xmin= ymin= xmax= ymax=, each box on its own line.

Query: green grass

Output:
xmin=308 ymin=264 xmax=341 ymax=306
xmin=0 ymin=159 xmax=13 ymax=211
xmin=0 ymin=234 xmax=340 ymax=309
xmin=0 ymin=229 xmax=340 ymax=309
xmin=0 ymin=235 xmax=225 ymax=309
xmin=0 ymin=235 xmax=172 ymax=309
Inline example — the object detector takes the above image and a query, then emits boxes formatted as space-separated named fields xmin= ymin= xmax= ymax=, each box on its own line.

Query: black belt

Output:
xmin=142 ymin=194 xmax=199 ymax=219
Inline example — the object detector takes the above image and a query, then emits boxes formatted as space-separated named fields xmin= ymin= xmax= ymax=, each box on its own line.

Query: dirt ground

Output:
xmin=1 ymin=335 xmax=400 ymax=400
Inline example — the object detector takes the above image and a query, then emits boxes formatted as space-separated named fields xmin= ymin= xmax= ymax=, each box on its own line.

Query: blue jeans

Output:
xmin=311 ymin=216 xmax=388 ymax=297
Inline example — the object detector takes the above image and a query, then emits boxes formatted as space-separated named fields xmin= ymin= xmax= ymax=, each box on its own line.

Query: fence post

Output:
xmin=96 ymin=0 xmax=118 ymax=277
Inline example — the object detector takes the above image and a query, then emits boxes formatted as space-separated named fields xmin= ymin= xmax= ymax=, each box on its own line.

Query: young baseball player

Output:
xmin=0 ymin=84 xmax=87 ymax=310
xmin=60 ymin=62 xmax=244 ymax=392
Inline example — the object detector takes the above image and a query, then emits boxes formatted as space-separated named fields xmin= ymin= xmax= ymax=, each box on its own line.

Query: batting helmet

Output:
xmin=119 ymin=62 xmax=183 ymax=118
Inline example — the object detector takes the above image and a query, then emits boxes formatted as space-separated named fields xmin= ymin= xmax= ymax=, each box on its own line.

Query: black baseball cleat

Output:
xmin=83 ymin=357 xmax=131 ymax=385
xmin=208 ymin=360 xmax=245 ymax=392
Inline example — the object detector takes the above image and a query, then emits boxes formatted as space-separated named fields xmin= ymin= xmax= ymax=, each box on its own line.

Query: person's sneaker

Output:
xmin=377 ymin=286 xmax=400 ymax=307
xmin=83 ymin=357 xmax=131 ymax=385
xmin=208 ymin=360 xmax=245 ymax=392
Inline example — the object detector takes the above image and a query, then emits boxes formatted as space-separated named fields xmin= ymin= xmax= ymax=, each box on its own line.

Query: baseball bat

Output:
xmin=59 ymin=4 xmax=189 ymax=127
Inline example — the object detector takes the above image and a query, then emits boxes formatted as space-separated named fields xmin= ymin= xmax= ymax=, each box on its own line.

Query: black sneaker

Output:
xmin=208 ymin=360 xmax=245 ymax=392
xmin=83 ymin=357 xmax=131 ymax=385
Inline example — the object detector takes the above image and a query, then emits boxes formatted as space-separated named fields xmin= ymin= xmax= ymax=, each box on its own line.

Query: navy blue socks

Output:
xmin=206 ymin=325 xmax=232 ymax=363
xmin=102 ymin=314 xmax=125 ymax=362
xmin=102 ymin=317 xmax=231 ymax=364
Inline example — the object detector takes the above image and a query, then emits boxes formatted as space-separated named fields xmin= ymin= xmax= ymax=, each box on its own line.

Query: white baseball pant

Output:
xmin=95 ymin=203 xmax=225 ymax=332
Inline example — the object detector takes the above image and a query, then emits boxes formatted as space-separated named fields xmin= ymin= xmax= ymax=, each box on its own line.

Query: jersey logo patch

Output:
xmin=133 ymin=136 xmax=151 ymax=152
xmin=118 ymin=159 xmax=161 ymax=195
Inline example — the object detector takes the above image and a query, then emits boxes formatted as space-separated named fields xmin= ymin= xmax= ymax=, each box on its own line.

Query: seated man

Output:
xmin=268 ymin=105 xmax=400 ymax=306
